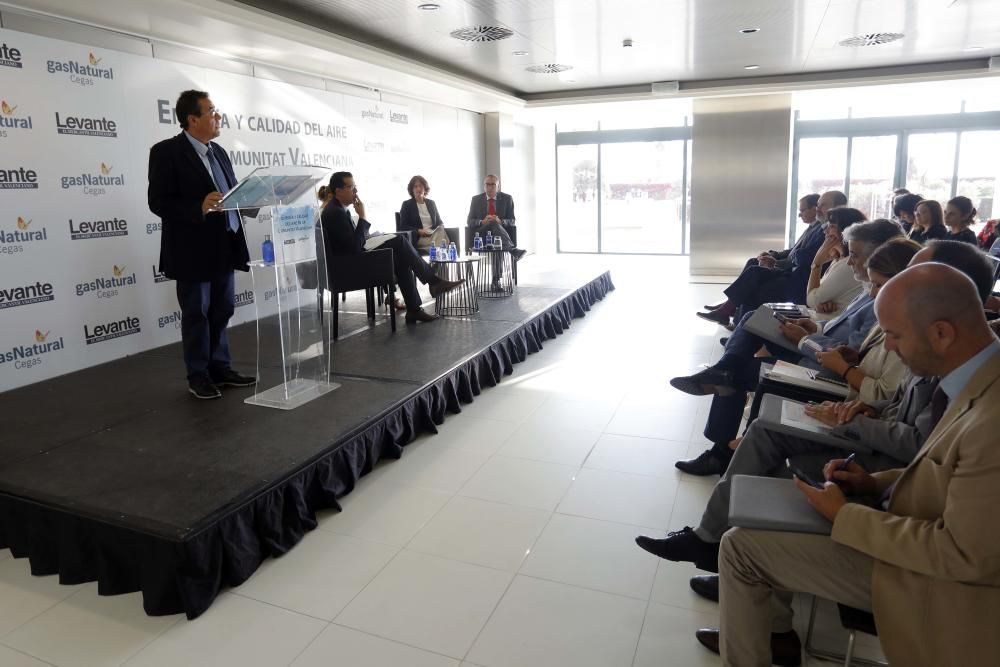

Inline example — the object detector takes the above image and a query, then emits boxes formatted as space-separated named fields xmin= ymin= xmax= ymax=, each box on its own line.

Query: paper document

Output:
xmin=364 ymin=232 xmax=397 ymax=250
xmin=780 ymin=400 xmax=832 ymax=435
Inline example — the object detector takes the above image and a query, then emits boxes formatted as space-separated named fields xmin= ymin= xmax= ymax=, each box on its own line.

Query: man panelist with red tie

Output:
xmin=466 ymin=174 xmax=526 ymax=261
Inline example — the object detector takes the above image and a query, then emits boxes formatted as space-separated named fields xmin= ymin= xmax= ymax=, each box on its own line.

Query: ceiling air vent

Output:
xmin=525 ymin=63 xmax=573 ymax=74
xmin=450 ymin=26 xmax=514 ymax=42
xmin=838 ymin=32 xmax=904 ymax=47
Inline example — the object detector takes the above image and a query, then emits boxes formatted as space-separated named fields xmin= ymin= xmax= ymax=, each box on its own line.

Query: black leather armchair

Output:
xmin=323 ymin=248 xmax=397 ymax=339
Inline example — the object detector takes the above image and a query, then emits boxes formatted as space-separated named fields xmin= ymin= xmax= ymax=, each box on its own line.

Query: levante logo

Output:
xmin=0 ymin=166 xmax=39 ymax=190
xmin=75 ymin=264 xmax=137 ymax=298
xmin=235 ymin=289 xmax=255 ymax=308
xmin=46 ymin=51 xmax=114 ymax=86
xmin=1 ymin=100 xmax=33 ymax=135
xmin=55 ymin=111 xmax=117 ymax=138
xmin=0 ymin=280 xmax=55 ymax=310
xmin=0 ymin=330 xmax=65 ymax=371
xmin=60 ymin=162 xmax=125 ymax=196
xmin=69 ymin=215 xmax=128 ymax=240
xmin=84 ymin=314 xmax=141 ymax=345
xmin=0 ymin=217 xmax=48 ymax=256
xmin=152 ymin=264 xmax=169 ymax=283
xmin=0 ymin=42 xmax=23 ymax=69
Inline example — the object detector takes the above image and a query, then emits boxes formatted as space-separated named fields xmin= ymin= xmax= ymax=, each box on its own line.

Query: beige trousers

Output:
xmin=719 ymin=527 xmax=874 ymax=667
xmin=415 ymin=226 xmax=450 ymax=250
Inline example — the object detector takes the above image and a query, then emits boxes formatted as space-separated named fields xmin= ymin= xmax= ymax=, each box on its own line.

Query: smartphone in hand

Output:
xmin=787 ymin=460 xmax=825 ymax=489
xmin=772 ymin=312 xmax=790 ymax=324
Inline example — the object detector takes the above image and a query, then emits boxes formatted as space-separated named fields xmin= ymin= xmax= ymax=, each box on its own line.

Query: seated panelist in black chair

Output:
xmin=321 ymin=171 xmax=462 ymax=324
xmin=399 ymin=175 xmax=451 ymax=251
xmin=466 ymin=174 xmax=526 ymax=262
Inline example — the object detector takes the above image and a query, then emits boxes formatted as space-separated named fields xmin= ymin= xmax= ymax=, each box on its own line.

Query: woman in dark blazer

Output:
xmin=398 ymin=175 xmax=450 ymax=251
xmin=908 ymin=200 xmax=949 ymax=244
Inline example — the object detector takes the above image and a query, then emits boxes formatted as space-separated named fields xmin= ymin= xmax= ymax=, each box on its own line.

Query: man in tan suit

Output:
xmin=701 ymin=262 xmax=1000 ymax=667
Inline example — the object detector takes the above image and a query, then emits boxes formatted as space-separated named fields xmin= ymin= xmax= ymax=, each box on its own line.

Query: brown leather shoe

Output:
xmin=695 ymin=628 xmax=802 ymax=666
xmin=429 ymin=277 xmax=464 ymax=298
xmin=405 ymin=308 xmax=437 ymax=324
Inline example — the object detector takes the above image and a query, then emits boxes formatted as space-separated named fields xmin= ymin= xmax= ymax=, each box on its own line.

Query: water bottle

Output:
xmin=261 ymin=234 xmax=275 ymax=265
xmin=448 ymin=242 xmax=457 ymax=261
xmin=428 ymin=244 xmax=437 ymax=261
xmin=439 ymin=241 xmax=448 ymax=259
xmin=493 ymin=235 xmax=503 ymax=250
xmin=473 ymin=232 xmax=482 ymax=250
xmin=485 ymin=231 xmax=493 ymax=248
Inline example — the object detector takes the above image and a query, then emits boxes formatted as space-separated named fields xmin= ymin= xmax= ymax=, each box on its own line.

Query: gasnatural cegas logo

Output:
xmin=60 ymin=163 xmax=125 ymax=196
xmin=46 ymin=51 xmax=114 ymax=86
xmin=69 ymin=215 xmax=128 ymax=240
xmin=157 ymin=309 xmax=181 ymax=330
xmin=0 ymin=166 xmax=39 ymax=189
xmin=75 ymin=264 xmax=137 ymax=298
xmin=84 ymin=314 xmax=141 ymax=345
xmin=0 ymin=217 xmax=48 ymax=255
xmin=0 ymin=100 xmax=33 ymax=136
xmin=0 ymin=42 xmax=23 ymax=69
xmin=0 ymin=329 xmax=65 ymax=370
xmin=54 ymin=111 xmax=117 ymax=138
xmin=360 ymin=106 xmax=384 ymax=121
xmin=0 ymin=280 xmax=55 ymax=309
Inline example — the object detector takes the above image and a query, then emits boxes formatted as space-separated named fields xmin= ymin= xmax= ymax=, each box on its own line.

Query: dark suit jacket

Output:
xmin=321 ymin=201 xmax=370 ymax=257
xmin=148 ymin=132 xmax=250 ymax=282
xmin=467 ymin=192 xmax=515 ymax=227
xmin=399 ymin=197 xmax=444 ymax=233
xmin=784 ymin=221 xmax=826 ymax=303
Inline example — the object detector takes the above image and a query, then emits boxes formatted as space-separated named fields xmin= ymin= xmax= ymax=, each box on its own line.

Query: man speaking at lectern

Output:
xmin=148 ymin=90 xmax=257 ymax=400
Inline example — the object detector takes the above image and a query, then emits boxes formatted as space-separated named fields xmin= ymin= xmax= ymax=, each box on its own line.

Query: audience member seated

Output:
xmin=911 ymin=239 xmax=998 ymax=304
xmin=761 ymin=194 xmax=821 ymax=271
xmin=698 ymin=191 xmax=845 ymax=329
xmin=705 ymin=263 xmax=1000 ymax=667
xmin=944 ymin=195 xmax=979 ymax=245
xmin=977 ymin=217 xmax=998 ymax=251
xmin=399 ymin=174 xmax=451 ymax=251
xmin=672 ymin=219 xmax=902 ymax=476
xmin=813 ymin=238 xmax=921 ymax=403
xmin=804 ymin=207 xmax=866 ymax=320
xmin=908 ymin=199 xmax=948 ymax=244
xmin=891 ymin=192 xmax=922 ymax=234
xmin=466 ymin=174 xmax=526 ymax=261
xmin=321 ymin=171 xmax=462 ymax=324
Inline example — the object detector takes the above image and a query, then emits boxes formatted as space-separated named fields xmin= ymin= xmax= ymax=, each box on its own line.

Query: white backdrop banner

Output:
xmin=0 ymin=27 xmax=427 ymax=392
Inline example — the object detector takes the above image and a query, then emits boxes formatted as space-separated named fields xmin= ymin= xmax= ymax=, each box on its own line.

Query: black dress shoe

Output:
xmin=696 ymin=309 xmax=731 ymax=327
xmin=695 ymin=628 xmax=802 ymax=666
xmin=405 ymin=308 xmax=437 ymax=324
xmin=188 ymin=376 xmax=222 ymax=400
xmin=635 ymin=527 xmax=720 ymax=572
xmin=689 ymin=575 xmax=719 ymax=602
xmin=209 ymin=368 xmax=256 ymax=387
xmin=669 ymin=368 xmax=736 ymax=397
xmin=429 ymin=277 xmax=464 ymax=298
xmin=510 ymin=248 xmax=527 ymax=261
xmin=675 ymin=449 xmax=731 ymax=476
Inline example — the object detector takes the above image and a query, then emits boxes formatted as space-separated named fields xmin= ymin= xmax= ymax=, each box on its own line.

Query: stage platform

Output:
xmin=0 ymin=259 xmax=614 ymax=619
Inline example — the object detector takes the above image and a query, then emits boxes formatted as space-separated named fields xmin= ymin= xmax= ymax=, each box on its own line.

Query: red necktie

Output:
xmin=487 ymin=198 xmax=496 ymax=217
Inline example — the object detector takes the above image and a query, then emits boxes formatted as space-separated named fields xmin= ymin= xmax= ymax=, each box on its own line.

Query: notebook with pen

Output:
xmin=756 ymin=394 xmax=871 ymax=452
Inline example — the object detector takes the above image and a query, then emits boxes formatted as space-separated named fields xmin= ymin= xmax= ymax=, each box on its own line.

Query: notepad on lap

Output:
xmin=729 ymin=475 xmax=833 ymax=535
xmin=755 ymin=394 xmax=860 ymax=450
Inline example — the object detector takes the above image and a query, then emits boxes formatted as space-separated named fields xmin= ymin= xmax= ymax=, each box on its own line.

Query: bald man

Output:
xmin=698 ymin=263 xmax=1000 ymax=666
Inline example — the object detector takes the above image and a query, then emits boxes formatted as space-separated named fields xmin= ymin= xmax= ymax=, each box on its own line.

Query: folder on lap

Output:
xmin=756 ymin=394 xmax=865 ymax=450
xmin=743 ymin=304 xmax=810 ymax=354
xmin=729 ymin=474 xmax=833 ymax=535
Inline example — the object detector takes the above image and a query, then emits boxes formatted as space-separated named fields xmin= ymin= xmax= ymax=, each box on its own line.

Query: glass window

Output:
xmin=956 ymin=131 xmax=1000 ymax=221
xmin=556 ymin=144 xmax=599 ymax=252
xmin=796 ymin=137 xmax=847 ymax=237
xmin=599 ymin=141 xmax=686 ymax=254
xmin=906 ymin=132 xmax=957 ymax=204
xmin=848 ymin=135 xmax=898 ymax=220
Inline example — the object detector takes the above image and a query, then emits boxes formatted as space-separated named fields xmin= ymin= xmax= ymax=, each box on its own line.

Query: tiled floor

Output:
xmin=0 ymin=255 xmax=886 ymax=666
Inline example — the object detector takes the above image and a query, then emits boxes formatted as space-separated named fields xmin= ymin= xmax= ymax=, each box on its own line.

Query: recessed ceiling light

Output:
xmin=740 ymin=27 xmax=760 ymax=34
xmin=744 ymin=64 xmax=760 ymax=70
xmin=512 ymin=50 xmax=529 ymax=56
xmin=417 ymin=3 xmax=440 ymax=10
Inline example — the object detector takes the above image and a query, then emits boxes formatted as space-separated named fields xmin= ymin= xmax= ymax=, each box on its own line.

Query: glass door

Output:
xmin=556 ymin=144 xmax=599 ymax=252
xmin=848 ymin=135 xmax=898 ymax=220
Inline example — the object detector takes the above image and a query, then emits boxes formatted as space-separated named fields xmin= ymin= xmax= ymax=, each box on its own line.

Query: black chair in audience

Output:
xmin=464 ymin=225 xmax=519 ymax=285
xmin=394 ymin=212 xmax=460 ymax=254
xmin=805 ymin=597 xmax=887 ymax=667
xmin=320 ymin=247 xmax=397 ymax=339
